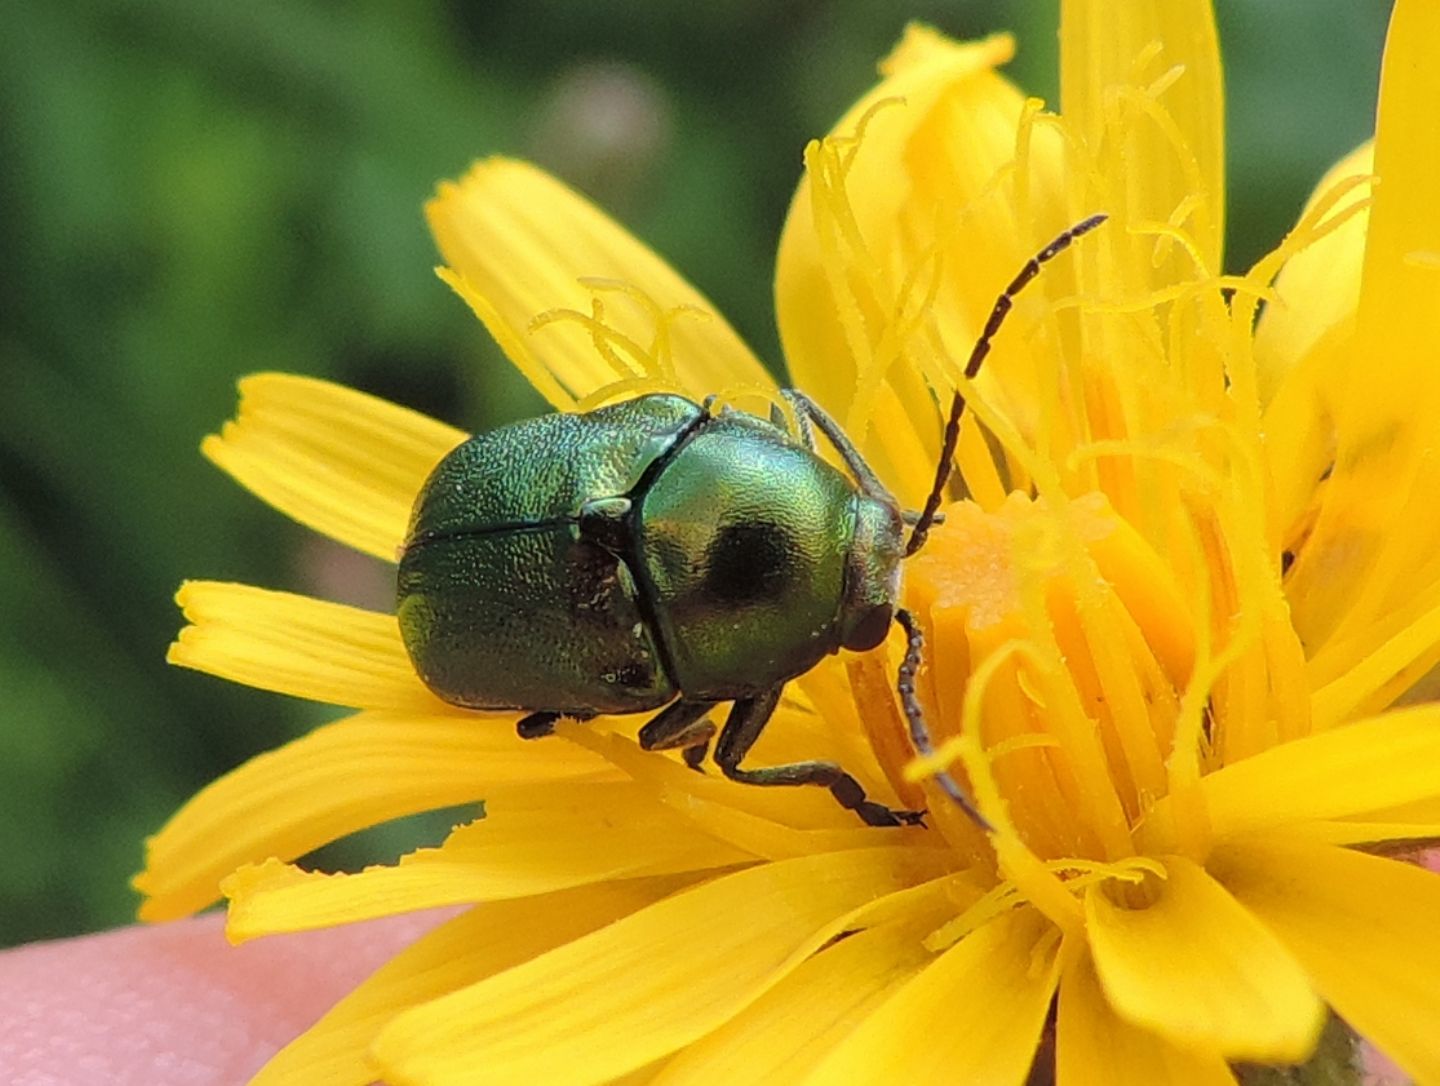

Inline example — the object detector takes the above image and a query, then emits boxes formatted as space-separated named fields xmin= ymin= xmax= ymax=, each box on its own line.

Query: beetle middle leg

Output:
xmin=639 ymin=698 xmax=719 ymax=772
xmin=712 ymin=686 xmax=925 ymax=828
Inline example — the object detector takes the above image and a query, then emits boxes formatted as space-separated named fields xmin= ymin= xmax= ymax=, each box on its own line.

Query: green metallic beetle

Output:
xmin=397 ymin=215 xmax=1105 ymax=828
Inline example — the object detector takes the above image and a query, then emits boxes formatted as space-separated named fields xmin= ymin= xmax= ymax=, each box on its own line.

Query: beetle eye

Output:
xmin=842 ymin=601 xmax=893 ymax=651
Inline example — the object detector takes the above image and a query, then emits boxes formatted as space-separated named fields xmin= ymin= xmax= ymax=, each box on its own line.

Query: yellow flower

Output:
xmin=136 ymin=2 xmax=1440 ymax=1083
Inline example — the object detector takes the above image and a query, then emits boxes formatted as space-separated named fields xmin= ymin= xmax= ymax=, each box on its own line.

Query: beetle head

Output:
xmin=839 ymin=495 xmax=905 ymax=651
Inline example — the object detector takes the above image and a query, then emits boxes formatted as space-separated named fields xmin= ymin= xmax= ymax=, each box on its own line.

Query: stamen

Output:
xmin=1066 ymin=427 xmax=1234 ymax=488
xmin=1130 ymin=209 xmax=1211 ymax=277
xmin=531 ymin=278 xmax=717 ymax=391
xmin=1156 ymin=480 xmax=1278 ymax=854
xmin=816 ymin=156 xmax=886 ymax=443
xmin=1250 ymin=174 xmax=1375 ymax=289
xmin=803 ymin=94 xmax=957 ymax=493
xmin=1076 ymin=276 xmax=1274 ymax=316
xmin=1126 ymin=40 xmax=1166 ymax=85
xmin=1111 ymin=85 xmax=1215 ymax=255
xmin=573 ymin=377 xmax=668 ymax=412
xmin=906 ymin=214 xmax=1109 ymax=555
xmin=959 ymin=640 xmax=1088 ymax=930
xmin=986 ymin=732 xmax=1062 ymax=758
xmin=709 ymin=383 xmax=797 ymax=427
xmin=1008 ymin=98 xmax=1043 ymax=235
xmin=528 ymin=307 xmax=653 ymax=379
xmin=840 ymin=96 xmax=905 ymax=174
xmin=576 ymin=276 xmax=712 ymax=385
xmin=804 ymin=139 xmax=875 ymax=425
xmin=1231 ymin=177 xmax=1375 ymax=376
xmin=1049 ymin=855 xmax=1167 ymax=885
xmin=848 ymin=237 xmax=946 ymax=456
xmin=590 ymin=295 xmax=642 ymax=377
xmin=1142 ymin=61 xmax=1186 ymax=102
xmin=924 ymin=853 xmax=1171 ymax=954
xmin=924 ymin=882 xmax=1024 ymax=953
xmin=1031 ymin=112 xmax=1114 ymax=206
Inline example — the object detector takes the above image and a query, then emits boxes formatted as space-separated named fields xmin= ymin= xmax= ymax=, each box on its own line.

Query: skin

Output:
xmin=0 ymin=899 xmax=1414 ymax=1083
xmin=0 ymin=909 xmax=454 ymax=1084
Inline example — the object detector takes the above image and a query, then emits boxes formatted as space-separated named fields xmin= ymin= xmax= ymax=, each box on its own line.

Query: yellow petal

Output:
xmin=168 ymin=581 xmax=450 ymax=712
xmin=653 ymin=920 xmax=934 ymax=1085
xmin=1286 ymin=0 xmax=1440 ymax=649
xmin=371 ymin=847 xmax=945 ymax=1086
xmin=224 ymin=782 xmax=752 ymax=939
xmin=1196 ymin=705 xmax=1440 ymax=840
xmin=134 ymin=711 xmax=608 ymax=921
xmin=203 ymin=373 xmax=462 ymax=560
xmin=1086 ymin=855 xmax=1322 ymax=1061
xmin=1262 ymin=319 xmax=1349 ymax=572
xmin=1308 ymin=587 xmax=1440 ymax=729
xmin=254 ymin=877 xmax=694 ymax=1086
xmin=1258 ymin=144 xmax=1373 ymax=551
xmin=428 ymin=158 xmax=770 ymax=408
xmin=1357 ymin=0 xmax=1440 ymax=363
xmin=1291 ymin=822 xmax=1440 ymax=849
xmin=1057 ymin=947 xmax=1237 ymax=1086
xmin=777 ymin=28 xmax=1020 ymax=389
xmin=804 ymin=908 xmax=1059 ymax=1086
xmin=776 ymin=29 xmax=1073 ymax=506
xmin=1212 ymin=834 xmax=1440 ymax=1086
xmin=1299 ymin=794 xmax=1440 ymax=847
xmin=1253 ymin=142 xmax=1373 ymax=403
xmin=1059 ymin=0 xmax=1225 ymax=280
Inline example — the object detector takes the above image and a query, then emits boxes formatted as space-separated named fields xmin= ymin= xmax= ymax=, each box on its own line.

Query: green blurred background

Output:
xmin=0 ymin=0 xmax=1393 ymax=947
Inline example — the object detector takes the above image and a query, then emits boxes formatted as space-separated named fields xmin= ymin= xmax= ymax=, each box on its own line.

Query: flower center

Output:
xmin=904 ymin=493 xmax=1201 ymax=860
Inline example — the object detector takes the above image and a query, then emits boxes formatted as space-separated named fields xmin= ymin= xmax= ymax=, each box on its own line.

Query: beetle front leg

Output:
xmin=900 ymin=509 xmax=945 ymax=527
xmin=713 ymin=687 xmax=925 ymax=828
xmin=638 ymin=698 xmax=720 ymax=772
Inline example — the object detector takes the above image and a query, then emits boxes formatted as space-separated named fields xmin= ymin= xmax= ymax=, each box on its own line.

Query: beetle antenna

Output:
xmin=905 ymin=213 xmax=1108 ymax=556
xmin=894 ymin=608 xmax=992 ymax=831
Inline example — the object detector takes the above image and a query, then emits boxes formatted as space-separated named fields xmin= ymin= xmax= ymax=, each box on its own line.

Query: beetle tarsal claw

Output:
xmin=515 ymin=711 xmax=560 ymax=740
xmin=828 ymin=773 xmax=925 ymax=828
xmin=516 ymin=710 xmax=595 ymax=741
xmin=850 ymin=800 xmax=927 ymax=828
xmin=682 ymin=742 xmax=709 ymax=773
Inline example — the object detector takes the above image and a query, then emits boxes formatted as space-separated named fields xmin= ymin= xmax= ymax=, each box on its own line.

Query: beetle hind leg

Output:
xmin=638 ymin=698 xmax=720 ymax=773
xmin=713 ymin=687 xmax=925 ymax=828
